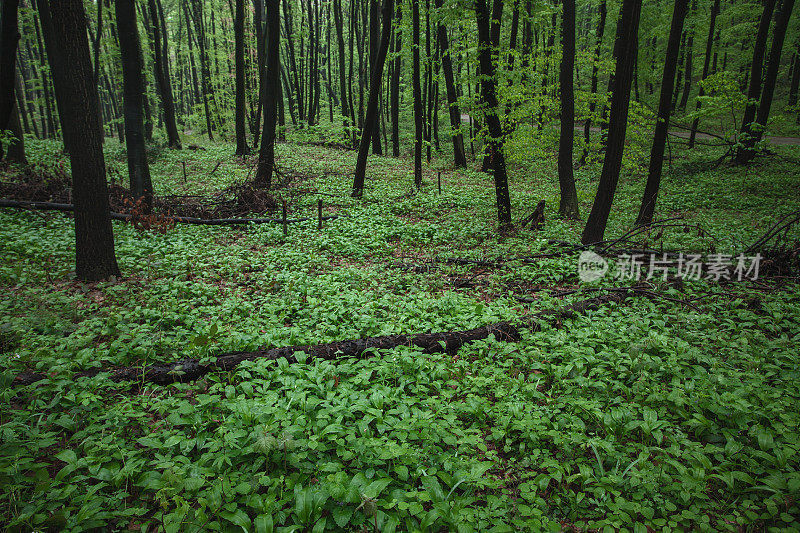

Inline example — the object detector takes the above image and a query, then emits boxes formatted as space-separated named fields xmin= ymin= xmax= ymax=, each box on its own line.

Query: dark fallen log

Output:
xmin=0 ymin=199 xmax=342 ymax=225
xmin=14 ymin=292 xmax=630 ymax=388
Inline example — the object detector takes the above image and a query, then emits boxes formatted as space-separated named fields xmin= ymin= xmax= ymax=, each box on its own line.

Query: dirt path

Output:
xmin=459 ymin=113 xmax=800 ymax=146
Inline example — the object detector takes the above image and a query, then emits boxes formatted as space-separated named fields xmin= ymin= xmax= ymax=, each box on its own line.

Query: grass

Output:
xmin=1 ymin=129 xmax=799 ymax=532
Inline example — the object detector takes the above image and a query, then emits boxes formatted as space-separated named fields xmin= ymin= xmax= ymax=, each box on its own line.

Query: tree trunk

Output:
xmin=689 ymin=0 xmax=720 ymax=148
xmin=636 ymin=0 xmax=689 ymax=226
xmin=0 ymin=0 xmax=21 ymax=161
xmin=581 ymin=0 xmax=641 ymax=244
xmin=677 ymin=0 xmax=695 ymax=112
xmin=789 ymin=45 xmax=800 ymax=108
xmin=434 ymin=0 xmax=465 ymax=167
xmin=736 ymin=0 xmax=795 ymax=163
xmin=579 ymin=0 xmax=606 ymax=165
xmin=390 ymin=2 xmax=402 ymax=157
xmin=189 ymin=0 xmax=214 ymax=140
xmin=558 ymin=0 xmax=579 ymax=219
xmin=148 ymin=0 xmax=181 ymax=149
xmin=333 ymin=0 xmax=350 ymax=139
xmin=412 ymin=0 xmax=423 ymax=188
xmin=352 ymin=0 xmax=394 ymax=196
xmin=234 ymin=0 xmax=249 ymax=154
xmin=44 ymin=0 xmax=120 ymax=280
xmin=476 ymin=0 xmax=511 ymax=228
xmin=255 ymin=0 xmax=280 ymax=188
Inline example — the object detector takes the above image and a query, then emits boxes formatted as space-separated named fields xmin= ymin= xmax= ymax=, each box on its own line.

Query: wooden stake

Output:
xmin=437 ymin=172 xmax=442 ymax=195
xmin=317 ymin=199 xmax=323 ymax=230
xmin=282 ymin=200 xmax=288 ymax=235
xmin=182 ymin=161 xmax=187 ymax=183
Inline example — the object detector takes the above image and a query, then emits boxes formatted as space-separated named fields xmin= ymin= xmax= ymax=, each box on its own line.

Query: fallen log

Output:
xmin=14 ymin=291 xmax=630 ymax=388
xmin=0 ymin=199 xmax=343 ymax=226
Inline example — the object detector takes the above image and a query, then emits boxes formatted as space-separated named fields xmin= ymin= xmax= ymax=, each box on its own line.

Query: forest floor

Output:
xmin=1 ymin=132 xmax=800 ymax=531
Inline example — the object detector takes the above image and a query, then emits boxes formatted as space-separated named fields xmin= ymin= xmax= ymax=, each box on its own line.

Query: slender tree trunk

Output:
xmin=558 ymin=0 xmax=579 ymax=219
xmin=390 ymin=2 xmax=402 ymax=156
xmin=737 ymin=0 xmax=794 ymax=163
xmin=44 ymin=0 xmax=120 ymax=280
xmin=581 ymin=0 xmax=641 ymax=244
xmin=678 ymin=0 xmax=695 ymax=112
xmin=33 ymin=1 xmax=60 ymax=140
xmin=412 ymin=0 xmax=423 ymax=188
xmin=672 ymin=31 xmax=686 ymax=110
xmin=434 ymin=0 xmax=465 ymax=167
xmin=636 ymin=0 xmax=689 ymax=226
xmin=580 ymin=0 xmax=606 ymax=165
xmin=234 ymin=0 xmax=249 ymax=154
xmin=255 ymin=0 xmax=280 ymax=188
xmin=353 ymin=0 xmax=394 ymax=196
xmin=689 ymin=0 xmax=720 ymax=148
xmin=476 ymin=0 xmax=511 ymax=228
xmin=189 ymin=0 xmax=214 ymax=140
xmin=789 ymin=45 xmax=800 ymax=107
xmin=147 ymin=0 xmax=181 ymax=149
xmin=116 ymin=0 xmax=153 ymax=211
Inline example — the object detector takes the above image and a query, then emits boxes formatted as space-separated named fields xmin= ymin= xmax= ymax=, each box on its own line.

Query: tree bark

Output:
xmin=116 ymin=0 xmax=153 ymax=212
xmin=44 ymin=0 xmax=120 ymax=280
xmin=558 ymin=0 xmax=579 ymax=219
xmin=0 ymin=0 xmax=21 ymax=160
xmin=148 ymin=0 xmax=182 ymax=149
xmin=255 ymin=0 xmax=281 ymax=188
xmin=689 ymin=0 xmax=720 ymax=148
xmin=635 ymin=0 xmax=689 ymax=226
xmin=390 ymin=2 xmax=402 ymax=156
xmin=412 ymin=0 xmax=423 ymax=188
xmin=579 ymin=0 xmax=606 ymax=166
xmin=234 ymin=0 xmax=249 ymax=154
xmin=434 ymin=0 xmax=466 ymax=167
xmin=736 ymin=0 xmax=795 ymax=163
xmin=352 ymin=0 xmax=394 ymax=196
xmin=581 ymin=0 xmax=641 ymax=244
xmin=476 ymin=0 xmax=511 ymax=228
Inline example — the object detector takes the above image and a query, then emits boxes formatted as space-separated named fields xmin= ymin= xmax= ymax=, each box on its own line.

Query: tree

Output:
xmin=688 ymin=0 xmax=720 ymax=148
xmin=736 ymin=0 xmax=795 ymax=163
xmin=412 ymin=0 xmax=423 ymax=189
xmin=43 ymin=0 xmax=120 ymax=280
xmin=475 ymin=0 xmax=511 ymax=228
xmin=234 ymin=0 xmax=249 ymax=155
xmin=116 ymin=0 xmax=153 ymax=211
xmin=147 ymin=0 xmax=181 ymax=149
xmin=635 ymin=0 xmax=689 ymax=226
xmin=434 ymin=0 xmax=466 ymax=168
xmin=579 ymin=0 xmax=606 ymax=166
xmin=557 ymin=0 xmax=579 ymax=219
xmin=582 ymin=0 xmax=642 ymax=245
xmin=352 ymin=0 xmax=394 ymax=196
xmin=255 ymin=0 xmax=280 ymax=188
xmin=735 ymin=0 xmax=777 ymax=163
xmin=390 ymin=2 xmax=402 ymax=157
xmin=0 ymin=0 xmax=20 ymax=160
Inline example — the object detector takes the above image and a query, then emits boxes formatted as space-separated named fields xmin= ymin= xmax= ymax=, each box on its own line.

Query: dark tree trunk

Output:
xmin=672 ymin=31 xmax=686 ymax=110
xmin=636 ymin=0 xmax=689 ymax=226
xmin=735 ymin=0 xmax=778 ymax=163
xmin=434 ymin=0 xmax=466 ymax=167
xmin=689 ymin=0 xmax=720 ymax=148
xmin=579 ymin=0 xmax=606 ymax=165
xmin=4 ymin=96 xmax=26 ymax=164
xmin=581 ymin=0 xmax=641 ymax=244
xmin=677 ymin=0 xmax=695 ymax=112
xmin=412 ymin=0 xmax=423 ymax=188
xmin=558 ymin=0 xmax=579 ymax=219
xmin=333 ymin=0 xmax=350 ymax=139
xmin=0 ymin=0 xmax=21 ymax=161
xmin=33 ymin=1 xmax=61 ymax=140
xmin=44 ymin=0 xmax=120 ymax=280
xmin=189 ymin=0 xmax=214 ymax=140
xmin=737 ymin=0 xmax=795 ymax=163
xmin=116 ymin=0 xmax=153 ymax=211
xmin=369 ymin=0 xmax=383 ymax=154
xmin=234 ymin=0 xmax=249 ymax=154
xmin=255 ymin=0 xmax=280 ymax=188
xmin=789 ymin=46 xmax=800 ymax=107
xmin=476 ymin=0 xmax=511 ymax=228
xmin=148 ymin=0 xmax=181 ymax=149
xmin=352 ymin=0 xmax=394 ymax=196
xmin=390 ymin=2 xmax=402 ymax=157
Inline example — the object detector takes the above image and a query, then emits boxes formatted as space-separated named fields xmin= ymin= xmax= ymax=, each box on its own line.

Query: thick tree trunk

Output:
xmin=558 ymin=0 xmax=579 ymax=219
xmin=369 ymin=0 xmax=383 ymax=154
xmin=234 ymin=0 xmax=249 ymax=154
xmin=736 ymin=0 xmax=795 ymax=163
xmin=44 ymin=0 xmax=120 ymax=280
xmin=635 ymin=0 xmax=689 ymax=226
xmin=148 ymin=0 xmax=181 ymax=149
xmin=734 ymin=0 xmax=776 ymax=163
xmin=581 ymin=0 xmax=641 ymax=244
xmin=352 ymin=0 xmax=394 ymax=197
xmin=476 ymin=0 xmax=511 ymax=228
xmin=689 ymin=0 xmax=720 ymax=148
xmin=116 ymin=0 xmax=153 ymax=212
xmin=434 ymin=0 xmax=466 ymax=167
xmin=0 ymin=0 xmax=21 ymax=161
xmin=412 ymin=0 xmax=423 ymax=188
xmin=255 ymin=0 xmax=280 ymax=188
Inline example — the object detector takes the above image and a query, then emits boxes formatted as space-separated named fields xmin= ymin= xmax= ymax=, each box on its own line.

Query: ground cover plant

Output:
xmin=2 ymin=132 xmax=800 ymax=532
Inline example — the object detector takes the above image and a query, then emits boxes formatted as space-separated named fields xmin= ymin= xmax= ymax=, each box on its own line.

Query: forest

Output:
xmin=1 ymin=0 xmax=800 ymax=530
